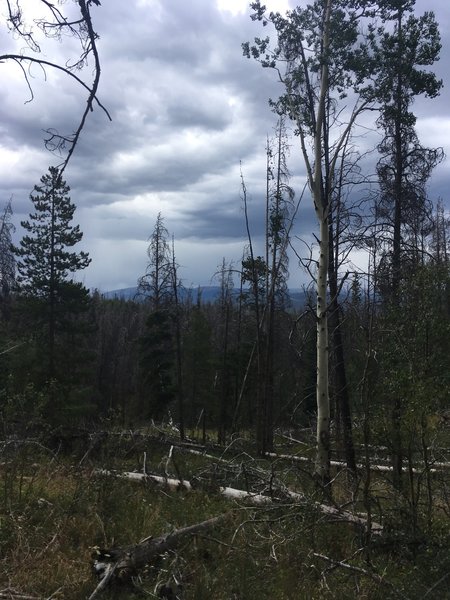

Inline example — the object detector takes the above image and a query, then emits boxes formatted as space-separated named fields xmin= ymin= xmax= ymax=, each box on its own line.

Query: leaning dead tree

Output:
xmin=89 ymin=514 xmax=229 ymax=599
xmin=1 ymin=0 xmax=111 ymax=174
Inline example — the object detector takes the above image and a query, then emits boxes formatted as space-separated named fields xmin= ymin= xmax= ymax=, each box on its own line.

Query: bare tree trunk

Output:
xmin=328 ymin=297 xmax=356 ymax=477
xmin=313 ymin=0 xmax=332 ymax=486
xmin=218 ymin=300 xmax=230 ymax=445
xmin=390 ymin=8 xmax=405 ymax=491
xmin=315 ymin=217 xmax=330 ymax=485
xmin=241 ymin=168 xmax=265 ymax=454
xmin=49 ymin=189 xmax=56 ymax=382
xmin=171 ymin=240 xmax=185 ymax=440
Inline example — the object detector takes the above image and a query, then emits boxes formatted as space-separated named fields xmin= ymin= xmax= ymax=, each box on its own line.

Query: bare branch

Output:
xmin=313 ymin=553 xmax=410 ymax=599
xmin=1 ymin=0 xmax=111 ymax=174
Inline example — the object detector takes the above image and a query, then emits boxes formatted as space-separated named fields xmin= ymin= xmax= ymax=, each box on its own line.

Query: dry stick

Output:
xmin=279 ymin=432 xmax=311 ymax=447
xmin=0 ymin=342 xmax=26 ymax=356
xmin=313 ymin=553 xmax=410 ymax=600
xmin=78 ymin=432 xmax=105 ymax=467
xmin=169 ymin=445 xmax=185 ymax=485
xmin=177 ymin=446 xmax=234 ymax=464
xmin=421 ymin=572 xmax=450 ymax=599
xmin=88 ymin=563 xmax=119 ymax=600
xmin=89 ymin=514 xmax=229 ymax=599
xmin=0 ymin=593 xmax=38 ymax=600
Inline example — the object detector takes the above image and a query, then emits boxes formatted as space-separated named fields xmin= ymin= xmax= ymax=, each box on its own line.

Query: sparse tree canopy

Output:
xmin=137 ymin=213 xmax=174 ymax=309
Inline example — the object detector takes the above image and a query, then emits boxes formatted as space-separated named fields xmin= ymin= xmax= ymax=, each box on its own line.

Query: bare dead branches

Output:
xmin=89 ymin=514 xmax=230 ymax=599
xmin=313 ymin=553 xmax=410 ymax=599
xmin=1 ymin=0 xmax=111 ymax=174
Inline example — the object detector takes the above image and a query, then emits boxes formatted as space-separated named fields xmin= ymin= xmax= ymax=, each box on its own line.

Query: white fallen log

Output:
xmin=0 ymin=591 xmax=40 ymax=600
xmin=265 ymin=452 xmax=446 ymax=474
xmin=94 ymin=469 xmax=382 ymax=532
xmin=89 ymin=469 xmax=383 ymax=597
xmin=161 ymin=450 xmax=383 ymax=533
xmin=94 ymin=469 xmax=272 ymax=504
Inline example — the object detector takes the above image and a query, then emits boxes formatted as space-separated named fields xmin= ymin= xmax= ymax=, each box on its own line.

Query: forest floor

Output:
xmin=1 ymin=425 xmax=449 ymax=599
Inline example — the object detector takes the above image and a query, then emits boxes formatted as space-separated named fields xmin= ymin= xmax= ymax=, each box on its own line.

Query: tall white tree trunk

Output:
xmin=313 ymin=0 xmax=331 ymax=484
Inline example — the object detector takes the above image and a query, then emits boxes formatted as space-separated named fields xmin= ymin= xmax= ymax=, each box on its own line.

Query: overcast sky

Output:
xmin=2 ymin=0 xmax=449 ymax=292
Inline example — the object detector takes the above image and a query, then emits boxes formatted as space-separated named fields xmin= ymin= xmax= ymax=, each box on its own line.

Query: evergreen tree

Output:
xmin=137 ymin=213 xmax=176 ymax=421
xmin=139 ymin=309 xmax=175 ymax=420
xmin=430 ymin=199 xmax=450 ymax=265
xmin=14 ymin=166 xmax=91 ymax=384
xmin=367 ymin=2 xmax=443 ymax=488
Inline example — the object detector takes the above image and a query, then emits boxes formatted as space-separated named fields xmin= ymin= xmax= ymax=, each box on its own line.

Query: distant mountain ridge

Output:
xmin=102 ymin=286 xmax=308 ymax=310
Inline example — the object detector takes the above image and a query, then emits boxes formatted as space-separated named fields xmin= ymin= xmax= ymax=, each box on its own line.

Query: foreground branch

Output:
xmin=313 ymin=553 xmax=410 ymax=599
xmin=1 ymin=0 xmax=110 ymax=174
xmin=89 ymin=514 xmax=228 ymax=599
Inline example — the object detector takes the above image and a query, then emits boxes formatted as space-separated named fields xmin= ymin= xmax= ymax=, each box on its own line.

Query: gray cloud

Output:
xmin=2 ymin=0 xmax=449 ymax=292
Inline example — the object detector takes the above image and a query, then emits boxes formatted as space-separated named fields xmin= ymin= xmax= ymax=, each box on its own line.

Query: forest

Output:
xmin=1 ymin=1 xmax=449 ymax=598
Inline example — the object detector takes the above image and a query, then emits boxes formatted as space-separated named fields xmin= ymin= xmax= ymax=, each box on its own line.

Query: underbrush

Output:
xmin=0 ymin=433 xmax=449 ymax=599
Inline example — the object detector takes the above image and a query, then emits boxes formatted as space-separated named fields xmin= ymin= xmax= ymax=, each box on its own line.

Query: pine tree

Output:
xmin=14 ymin=166 xmax=91 ymax=382
xmin=137 ymin=213 xmax=176 ymax=421
xmin=368 ymin=2 xmax=443 ymax=489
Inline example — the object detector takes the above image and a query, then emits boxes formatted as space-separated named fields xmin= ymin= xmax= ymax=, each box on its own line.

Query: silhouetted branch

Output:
xmin=1 ymin=0 xmax=111 ymax=174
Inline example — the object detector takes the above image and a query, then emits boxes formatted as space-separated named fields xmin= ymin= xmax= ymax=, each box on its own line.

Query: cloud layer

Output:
xmin=2 ymin=0 xmax=449 ymax=291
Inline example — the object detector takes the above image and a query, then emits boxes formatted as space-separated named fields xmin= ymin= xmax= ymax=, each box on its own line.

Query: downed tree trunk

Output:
xmin=94 ymin=469 xmax=383 ymax=533
xmin=265 ymin=452 xmax=444 ymax=473
xmin=89 ymin=468 xmax=383 ymax=597
xmin=0 ymin=589 xmax=41 ymax=600
xmin=95 ymin=469 xmax=274 ymax=504
xmin=89 ymin=513 xmax=228 ymax=599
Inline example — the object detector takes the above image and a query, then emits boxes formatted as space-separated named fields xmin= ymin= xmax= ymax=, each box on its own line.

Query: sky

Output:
xmin=1 ymin=0 xmax=450 ymax=292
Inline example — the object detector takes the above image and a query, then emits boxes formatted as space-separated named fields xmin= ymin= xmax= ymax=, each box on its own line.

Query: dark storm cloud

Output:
xmin=2 ymin=0 xmax=450 ymax=292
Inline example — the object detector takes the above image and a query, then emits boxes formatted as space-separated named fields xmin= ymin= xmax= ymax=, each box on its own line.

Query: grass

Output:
xmin=1 ymin=431 xmax=449 ymax=599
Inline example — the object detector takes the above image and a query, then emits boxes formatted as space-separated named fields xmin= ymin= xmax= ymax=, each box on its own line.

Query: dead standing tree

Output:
xmin=1 ymin=0 xmax=111 ymax=175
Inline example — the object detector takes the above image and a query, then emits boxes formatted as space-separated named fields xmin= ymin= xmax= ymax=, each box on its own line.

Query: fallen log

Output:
xmin=89 ymin=468 xmax=384 ymax=597
xmin=0 ymin=590 xmax=40 ymax=600
xmin=94 ymin=469 xmax=273 ymax=504
xmin=94 ymin=469 xmax=383 ymax=533
xmin=89 ymin=513 xmax=228 ymax=599
xmin=265 ymin=452 xmax=447 ymax=473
